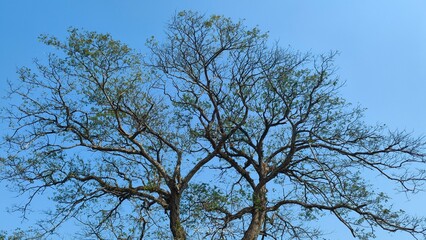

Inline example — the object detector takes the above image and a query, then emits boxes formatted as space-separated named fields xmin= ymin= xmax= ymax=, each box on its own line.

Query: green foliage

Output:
xmin=0 ymin=229 xmax=28 ymax=240
xmin=2 ymin=11 xmax=426 ymax=240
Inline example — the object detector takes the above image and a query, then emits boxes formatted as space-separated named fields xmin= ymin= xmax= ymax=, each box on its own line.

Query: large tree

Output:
xmin=2 ymin=11 xmax=426 ymax=240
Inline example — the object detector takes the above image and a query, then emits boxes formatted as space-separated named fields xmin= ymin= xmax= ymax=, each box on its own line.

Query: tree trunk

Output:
xmin=169 ymin=189 xmax=186 ymax=240
xmin=243 ymin=185 xmax=267 ymax=240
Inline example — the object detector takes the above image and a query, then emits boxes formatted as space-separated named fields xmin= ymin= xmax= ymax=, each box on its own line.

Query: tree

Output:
xmin=0 ymin=229 xmax=29 ymax=240
xmin=1 ymin=11 xmax=426 ymax=240
xmin=0 ymin=228 xmax=31 ymax=240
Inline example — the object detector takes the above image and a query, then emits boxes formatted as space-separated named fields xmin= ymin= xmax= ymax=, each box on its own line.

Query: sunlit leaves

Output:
xmin=2 ymin=11 xmax=426 ymax=240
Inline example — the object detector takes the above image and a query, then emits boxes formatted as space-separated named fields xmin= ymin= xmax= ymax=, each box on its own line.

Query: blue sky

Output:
xmin=1 ymin=1 xmax=426 ymax=239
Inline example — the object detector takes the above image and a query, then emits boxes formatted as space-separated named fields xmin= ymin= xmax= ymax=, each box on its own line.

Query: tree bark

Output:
xmin=243 ymin=185 xmax=267 ymax=240
xmin=169 ymin=188 xmax=186 ymax=240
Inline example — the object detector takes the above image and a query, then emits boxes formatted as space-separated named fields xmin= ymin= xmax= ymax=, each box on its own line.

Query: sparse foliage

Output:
xmin=2 ymin=11 xmax=426 ymax=240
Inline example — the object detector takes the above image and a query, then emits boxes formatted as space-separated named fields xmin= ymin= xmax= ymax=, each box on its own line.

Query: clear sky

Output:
xmin=1 ymin=1 xmax=426 ymax=239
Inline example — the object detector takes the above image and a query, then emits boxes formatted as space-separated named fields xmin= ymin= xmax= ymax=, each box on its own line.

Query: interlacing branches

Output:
xmin=1 ymin=11 xmax=426 ymax=240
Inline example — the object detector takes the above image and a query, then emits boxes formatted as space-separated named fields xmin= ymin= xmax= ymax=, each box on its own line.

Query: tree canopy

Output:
xmin=2 ymin=11 xmax=426 ymax=240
